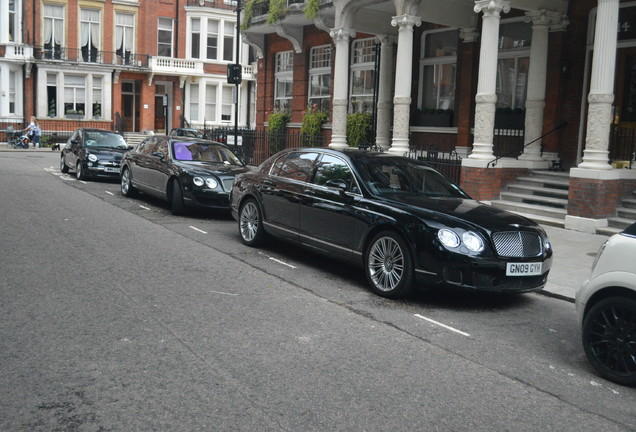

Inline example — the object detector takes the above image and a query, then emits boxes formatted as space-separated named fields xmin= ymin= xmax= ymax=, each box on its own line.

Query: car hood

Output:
xmin=87 ymin=148 xmax=128 ymax=158
xmin=175 ymin=161 xmax=250 ymax=176
xmin=381 ymin=194 xmax=540 ymax=232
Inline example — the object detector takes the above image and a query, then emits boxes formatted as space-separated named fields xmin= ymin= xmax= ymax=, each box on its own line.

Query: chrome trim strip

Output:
xmin=415 ymin=268 xmax=437 ymax=275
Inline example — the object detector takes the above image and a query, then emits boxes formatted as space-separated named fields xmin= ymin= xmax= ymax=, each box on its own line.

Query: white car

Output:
xmin=576 ymin=222 xmax=636 ymax=386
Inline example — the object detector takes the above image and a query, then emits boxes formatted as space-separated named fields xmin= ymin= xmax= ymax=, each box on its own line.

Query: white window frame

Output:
xmin=115 ymin=12 xmax=135 ymax=64
xmin=5 ymin=0 xmax=22 ymax=44
xmin=275 ymin=51 xmax=294 ymax=111
xmin=64 ymin=75 xmax=86 ymax=117
xmin=80 ymin=8 xmax=101 ymax=61
xmin=349 ymin=38 xmax=376 ymax=114
xmin=496 ymin=18 xmax=532 ymax=110
xmin=187 ymin=15 xmax=237 ymax=63
xmin=43 ymin=4 xmax=65 ymax=58
xmin=158 ymin=17 xmax=174 ymax=57
xmin=418 ymin=28 xmax=457 ymax=111
xmin=308 ymin=45 xmax=332 ymax=112
xmin=187 ymin=80 xmax=236 ymax=125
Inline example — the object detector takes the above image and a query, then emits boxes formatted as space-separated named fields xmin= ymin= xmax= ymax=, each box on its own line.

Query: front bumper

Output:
xmin=417 ymin=253 xmax=553 ymax=293
xmin=184 ymin=189 xmax=231 ymax=209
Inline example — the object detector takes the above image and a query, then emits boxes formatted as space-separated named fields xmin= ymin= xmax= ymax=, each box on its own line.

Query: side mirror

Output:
xmin=325 ymin=179 xmax=348 ymax=190
xmin=151 ymin=152 xmax=165 ymax=159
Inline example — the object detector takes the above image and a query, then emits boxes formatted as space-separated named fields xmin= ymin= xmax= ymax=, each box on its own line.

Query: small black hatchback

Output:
xmin=60 ymin=128 xmax=131 ymax=180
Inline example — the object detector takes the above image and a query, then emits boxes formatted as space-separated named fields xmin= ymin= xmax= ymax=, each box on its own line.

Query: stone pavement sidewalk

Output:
xmin=540 ymin=225 xmax=609 ymax=302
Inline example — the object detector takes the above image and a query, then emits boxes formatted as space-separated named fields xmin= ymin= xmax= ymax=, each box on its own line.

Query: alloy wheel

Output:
xmin=240 ymin=201 xmax=259 ymax=242
xmin=368 ymin=236 xmax=405 ymax=292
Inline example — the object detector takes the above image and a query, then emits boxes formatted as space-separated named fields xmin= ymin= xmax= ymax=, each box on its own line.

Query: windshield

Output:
xmin=352 ymin=156 xmax=468 ymax=198
xmin=84 ymin=132 xmax=128 ymax=149
xmin=174 ymin=129 xmax=204 ymax=138
xmin=172 ymin=141 xmax=242 ymax=165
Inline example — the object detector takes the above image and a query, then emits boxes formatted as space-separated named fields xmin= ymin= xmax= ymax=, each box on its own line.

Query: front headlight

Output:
xmin=193 ymin=177 xmax=205 ymax=187
xmin=205 ymin=177 xmax=219 ymax=189
xmin=462 ymin=231 xmax=485 ymax=252
xmin=87 ymin=154 xmax=98 ymax=162
xmin=438 ymin=229 xmax=461 ymax=248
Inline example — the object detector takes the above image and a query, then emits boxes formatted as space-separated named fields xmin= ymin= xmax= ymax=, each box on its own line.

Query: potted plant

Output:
xmin=267 ymin=109 xmax=290 ymax=154
xmin=347 ymin=112 xmax=372 ymax=148
xmin=300 ymin=104 xmax=328 ymax=147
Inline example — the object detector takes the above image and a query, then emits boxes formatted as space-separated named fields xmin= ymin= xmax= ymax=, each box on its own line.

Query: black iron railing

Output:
xmin=33 ymin=46 xmax=149 ymax=68
xmin=609 ymin=125 xmax=636 ymax=168
xmin=406 ymin=146 xmax=463 ymax=185
xmin=488 ymin=122 xmax=567 ymax=168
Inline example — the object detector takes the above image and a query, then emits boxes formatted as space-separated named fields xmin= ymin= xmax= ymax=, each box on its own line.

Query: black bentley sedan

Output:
xmin=120 ymin=135 xmax=249 ymax=215
xmin=230 ymin=148 xmax=553 ymax=298
xmin=60 ymin=128 xmax=131 ymax=180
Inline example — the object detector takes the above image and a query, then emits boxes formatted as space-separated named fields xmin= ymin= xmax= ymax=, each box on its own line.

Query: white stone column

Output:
xmin=519 ymin=10 xmax=553 ymax=165
xmin=375 ymin=35 xmax=395 ymax=150
xmin=468 ymin=0 xmax=510 ymax=161
xmin=329 ymin=27 xmax=355 ymax=149
xmin=388 ymin=14 xmax=421 ymax=155
xmin=579 ymin=0 xmax=619 ymax=170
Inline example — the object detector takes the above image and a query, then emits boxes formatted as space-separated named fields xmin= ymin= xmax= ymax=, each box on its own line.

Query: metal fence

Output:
xmin=406 ymin=147 xmax=463 ymax=185
xmin=0 ymin=120 xmax=115 ymax=146
xmin=610 ymin=125 xmax=636 ymax=168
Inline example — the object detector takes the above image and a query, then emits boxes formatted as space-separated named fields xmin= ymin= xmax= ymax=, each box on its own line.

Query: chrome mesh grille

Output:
xmin=492 ymin=231 xmax=542 ymax=258
xmin=221 ymin=178 xmax=235 ymax=192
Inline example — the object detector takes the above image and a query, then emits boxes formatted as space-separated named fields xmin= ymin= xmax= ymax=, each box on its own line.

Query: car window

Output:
xmin=84 ymin=131 xmax=127 ymax=149
xmin=275 ymin=152 xmax=319 ymax=182
xmin=312 ymin=154 xmax=357 ymax=192
xmin=354 ymin=156 xmax=467 ymax=198
xmin=171 ymin=142 xmax=242 ymax=165
xmin=156 ymin=139 xmax=169 ymax=157
xmin=138 ymin=138 xmax=156 ymax=155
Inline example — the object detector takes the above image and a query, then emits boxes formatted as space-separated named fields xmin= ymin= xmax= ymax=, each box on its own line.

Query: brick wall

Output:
xmin=568 ymin=177 xmax=636 ymax=219
xmin=460 ymin=167 xmax=530 ymax=201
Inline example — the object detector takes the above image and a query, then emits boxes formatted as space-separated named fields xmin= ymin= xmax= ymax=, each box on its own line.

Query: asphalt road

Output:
xmin=1 ymin=151 xmax=634 ymax=431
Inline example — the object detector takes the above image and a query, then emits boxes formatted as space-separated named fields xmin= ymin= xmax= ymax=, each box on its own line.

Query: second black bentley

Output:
xmin=120 ymin=136 xmax=249 ymax=215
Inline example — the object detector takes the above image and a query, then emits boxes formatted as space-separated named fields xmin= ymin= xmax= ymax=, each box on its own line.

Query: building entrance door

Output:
xmin=154 ymin=82 xmax=172 ymax=133
xmin=611 ymin=48 xmax=636 ymax=164
xmin=121 ymin=80 xmax=140 ymax=132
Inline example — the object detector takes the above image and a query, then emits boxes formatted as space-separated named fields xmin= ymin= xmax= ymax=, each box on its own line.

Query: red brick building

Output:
xmin=240 ymin=0 xmax=636 ymax=235
xmin=0 ymin=0 xmax=255 ymax=136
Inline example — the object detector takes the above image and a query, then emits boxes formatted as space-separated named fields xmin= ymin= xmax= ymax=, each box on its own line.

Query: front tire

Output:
xmin=239 ymin=198 xmax=266 ymax=246
xmin=76 ymin=161 xmax=86 ymax=180
xmin=171 ymin=180 xmax=186 ymax=216
xmin=365 ymin=231 xmax=414 ymax=298
xmin=60 ymin=154 xmax=69 ymax=173
xmin=120 ymin=167 xmax=136 ymax=197
xmin=582 ymin=296 xmax=636 ymax=386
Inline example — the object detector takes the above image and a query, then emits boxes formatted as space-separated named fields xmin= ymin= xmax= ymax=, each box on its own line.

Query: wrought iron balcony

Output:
xmin=32 ymin=46 xmax=149 ymax=68
xmin=185 ymin=0 xmax=237 ymax=10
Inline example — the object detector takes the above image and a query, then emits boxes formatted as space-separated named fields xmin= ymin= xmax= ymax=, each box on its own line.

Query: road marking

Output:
xmin=210 ymin=290 xmax=239 ymax=296
xmin=79 ymin=180 xmax=87 ymax=185
xmin=105 ymin=191 xmax=114 ymax=196
xmin=257 ymin=251 xmax=297 ymax=269
xmin=139 ymin=205 xmax=151 ymax=210
xmin=414 ymin=314 xmax=470 ymax=337
xmin=189 ymin=226 xmax=207 ymax=234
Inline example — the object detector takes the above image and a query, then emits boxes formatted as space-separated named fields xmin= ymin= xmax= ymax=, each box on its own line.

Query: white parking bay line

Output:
xmin=257 ymin=251 xmax=297 ymax=269
xmin=189 ymin=226 xmax=207 ymax=234
xmin=139 ymin=205 xmax=151 ymax=210
xmin=105 ymin=191 xmax=114 ymax=196
xmin=414 ymin=314 xmax=470 ymax=337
